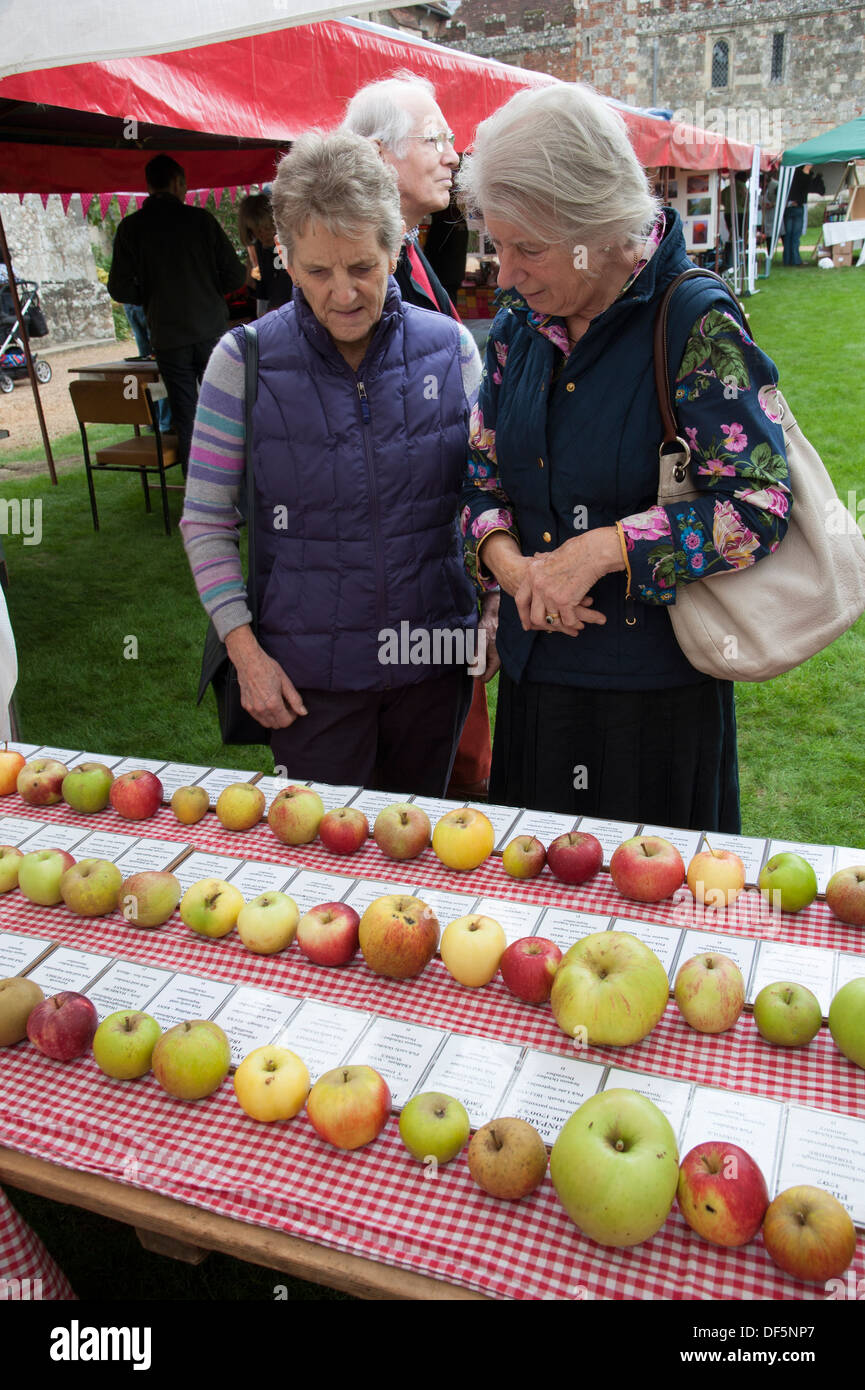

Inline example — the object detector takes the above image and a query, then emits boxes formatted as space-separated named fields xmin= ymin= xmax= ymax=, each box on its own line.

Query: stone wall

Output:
xmin=0 ymin=195 xmax=115 ymax=346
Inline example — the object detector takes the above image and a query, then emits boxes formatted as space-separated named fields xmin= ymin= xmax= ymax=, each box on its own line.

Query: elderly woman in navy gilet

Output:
xmin=182 ymin=131 xmax=481 ymax=792
xmin=458 ymin=84 xmax=792 ymax=832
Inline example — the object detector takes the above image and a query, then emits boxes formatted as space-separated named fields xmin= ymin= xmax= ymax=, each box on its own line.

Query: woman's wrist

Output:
xmin=479 ymin=532 xmax=525 ymax=595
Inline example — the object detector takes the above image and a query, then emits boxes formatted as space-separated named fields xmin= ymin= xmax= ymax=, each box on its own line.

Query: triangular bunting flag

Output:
xmin=116 ymin=194 xmax=134 ymax=217
xmin=39 ymin=192 xmax=51 ymax=209
xmin=99 ymin=192 xmax=114 ymax=218
xmin=79 ymin=194 xmax=95 ymax=217
xmin=59 ymin=193 xmax=75 ymax=214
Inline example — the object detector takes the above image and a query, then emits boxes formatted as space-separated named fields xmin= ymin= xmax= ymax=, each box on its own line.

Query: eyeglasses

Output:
xmin=410 ymin=131 xmax=457 ymax=155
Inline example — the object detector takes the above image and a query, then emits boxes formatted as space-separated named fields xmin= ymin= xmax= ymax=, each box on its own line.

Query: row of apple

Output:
xmin=2 ymin=977 xmax=855 ymax=1285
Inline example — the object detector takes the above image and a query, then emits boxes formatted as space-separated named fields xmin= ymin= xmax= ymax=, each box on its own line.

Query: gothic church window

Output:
xmin=711 ymin=38 xmax=730 ymax=88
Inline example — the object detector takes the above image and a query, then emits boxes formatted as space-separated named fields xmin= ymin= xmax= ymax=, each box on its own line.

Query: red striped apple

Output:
xmin=268 ymin=785 xmax=324 ymax=846
xmin=306 ymin=1064 xmax=391 ymax=1150
xmin=319 ymin=807 xmax=369 ymax=856
xmin=373 ymin=803 xmax=430 ymax=861
xmin=610 ymin=835 xmax=685 ymax=903
xmin=296 ymin=901 xmax=360 ymax=966
xmin=825 ymin=865 xmax=865 ymax=927
xmin=500 ymin=936 xmax=563 ymax=1004
xmin=358 ymin=894 xmax=439 ymax=979
xmin=677 ymin=1141 xmax=769 ymax=1247
xmin=109 ymin=769 xmax=163 ymax=821
xmin=674 ymin=953 xmax=744 ymax=1034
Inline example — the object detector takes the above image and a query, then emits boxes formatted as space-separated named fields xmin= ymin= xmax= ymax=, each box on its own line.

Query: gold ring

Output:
xmin=545 ymin=613 xmax=560 ymax=625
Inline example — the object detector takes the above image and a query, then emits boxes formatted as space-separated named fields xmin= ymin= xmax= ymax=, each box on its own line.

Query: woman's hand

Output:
xmin=470 ymin=591 xmax=502 ymax=683
xmin=515 ymin=529 xmax=623 ymax=636
xmin=224 ymin=624 xmax=308 ymax=729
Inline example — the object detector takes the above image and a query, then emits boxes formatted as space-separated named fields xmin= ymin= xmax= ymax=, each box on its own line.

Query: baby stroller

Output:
xmin=0 ymin=279 xmax=52 ymax=393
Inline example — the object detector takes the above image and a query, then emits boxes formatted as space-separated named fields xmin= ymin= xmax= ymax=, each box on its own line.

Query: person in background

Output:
xmin=121 ymin=303 xmax=173 ymax=434
xmin=237 ymin=192 xmax=294 ymax=316
xmin=107 ymin=154 xmax=247 ymax=474
xmin=181 ymin=131 xmax=480 ymax=794
xmin=457 ymin=83 xmax=792 ymax=832
xmin=783 ymin=164 xmax=826 ymax=266
xmin=423 ymin=187 xmax=469 ymax=306
xmin=343 ymin=71 xmax=494 ymax=798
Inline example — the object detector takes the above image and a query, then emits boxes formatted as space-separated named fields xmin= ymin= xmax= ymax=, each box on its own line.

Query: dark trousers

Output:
xmin=782 ymin=205 xmax=806 ymax=265
xmin=269 ymin=671 xmax=473 ymax=797
xmin=155 ymin=337 xmax=219 ymax=474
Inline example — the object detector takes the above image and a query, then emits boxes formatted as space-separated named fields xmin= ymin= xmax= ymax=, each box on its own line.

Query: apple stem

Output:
xmin=490 ymin=1127 xmax=503 ymax=1152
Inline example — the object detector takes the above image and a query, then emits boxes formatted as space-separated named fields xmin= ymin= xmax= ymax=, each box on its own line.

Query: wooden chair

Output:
xmin=69 ymin=377 xmax=181 ymax=536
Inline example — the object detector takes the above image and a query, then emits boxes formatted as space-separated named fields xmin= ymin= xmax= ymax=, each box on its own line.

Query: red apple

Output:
xmin=609 ymin=835 xmax=686 ymax=903
xmin=17 ymin=848 xmax=77 ymax=906
xmin=306 ymin=1064 xmax=392 ymax=1150
xmin=499 ymin=937 xmax=563 ymax=1004
xmin=267 ymin=785 xmax=324 ymax=846
xmin=547 ymin=831 xmax=603 ymax=886
xmin=0 ymin=747 xmax=26 ymax=796
xmin=17 ymin=758 xmax=69 ymax=806
xmin=677 ymin=1141 xmax=769 ymax=1247
xmin=319 ymin=807 xmax=369 ymax=856
xmin=109 ymin=769 xmax=163 ymax=821
xmin=762 ymin=1186 xmax=857 ymax=1283
xmin=373 ymin=803 xmax=431 ymax=862
xmin=825 ymin=865 xmax=865 ymax=927
xmin=358 ymin=893 xmax=439 ymax=980
xmin=26 ymin=991 xmax=98 ymax=1061
xmin=501 ymin=835 xmax=546 ymax=880
xmin=296 ymin=901 xmax=361 ymax=966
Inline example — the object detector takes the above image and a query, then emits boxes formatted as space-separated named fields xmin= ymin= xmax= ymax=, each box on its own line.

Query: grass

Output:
xmin=1 ymin=259 xmax=863 ymax=1298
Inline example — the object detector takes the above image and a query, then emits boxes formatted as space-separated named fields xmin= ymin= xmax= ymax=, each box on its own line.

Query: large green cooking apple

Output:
xmin=828 ymin=977 xmax=865 ymax=1070
xmin=550 ymin=931 xmax=669 ymax=1046
xmin=550 ymin=1088 xmax=679 ymax=1247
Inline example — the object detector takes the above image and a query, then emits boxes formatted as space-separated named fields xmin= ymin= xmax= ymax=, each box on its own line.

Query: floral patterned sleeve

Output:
xmin=620 ymin=307 xmax=791 ymax=605
xmin=459 ymin=317 xmax=521 ymax=594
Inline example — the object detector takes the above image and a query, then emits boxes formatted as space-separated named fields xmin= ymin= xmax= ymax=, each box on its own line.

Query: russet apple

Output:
xmin=60 ymin=858 xmax=123 ymax=918
xmin=17 ymin=757 xmax=69 ymax=806
xmin=61 ymin=762 xmax=114 ymax=814
xmin=677 ymin=1141 xmax=769 ymax=1247
xmin=550 ymin=1088 xmax=679 ymax=1247
xmin=236 ymin=891 xmax=299 ymax=955
xmin=758 ymin=852 xmax=818 ymax=914
xmin=753 ymin=981 xmax=822 ymax=1048
xmin=439 ymin=914 xmax=507 ymax=987
xmin=467 ymin=1117 xmax=548 ymax=1200
xmin=609 ymin=835 xmax=685 ymax=903
xmin=828 ymin=976 xmax=865 ymax=1070
xmin=547 ymin=831 xmax=603 ymax=887
xmin=0 ymin=977 xmax=45 ymax=1046
xmin=306 ymin=1064 xmax=391 ymax=1150
xmin=119 ymin=870 xmax=182 ymax=928
xmin=171 ymin=785 xmax=210 ymax=825
xmin=762 ymin=1186 xmax=857 ymax=1283
xmin=17 ymin=848 xmax=77 ymax=906
xmin=398 ymin=1091 xmax=470 ymax=1165
xmin=501 ymin=835 xmax=546 ymax=880
xmin=499 ymin=937 xmax=563 ymax=1004
xmin=267 ymin=785 xmax=324 ymax=845
xmin=432 ymin=807 xmax=495 ymax=872
xmin=373 ymin=803 xmax=431 ymax=861
xmin=319 ymin=806 xmax=369 ymax=856
xmin=151 ymin=1019 xmax=231 ymax=1100
xmin=673 ymin=952 xmax=745 ymax=1034
xmin=296 ymin=901 xmax=360 ymax=966
xmin=109 ymin=769 xmax=164 ymax=821
xmin=92 ymin=1010 xmax=162 ymax=1080
xmin=686 ymin=847 xmax=746 ymax=910
xmin=0 ymin=747 xmax=26 ymax=796
xmin=180 ymin=878 xmax=245 ymax=939
xmin=215 ymin=781 xmax=266 ymax=832
xmin=825 ymin=865 xmax=865 ymax=927
xmin=234 ymin=1045 xmax=310 ymax=1122
xmin=0 ymin=845 xmax=23 ymax=893
xmin=26 ymin=991 xmax=98 ymax=1061
xmin=358 ymin=894 xmax=439 ymax=980
xmin=551 ymin=931 xmax=669 ymax=1046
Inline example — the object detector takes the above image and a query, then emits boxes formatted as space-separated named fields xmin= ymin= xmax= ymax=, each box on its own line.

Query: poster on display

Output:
xmin=664 ymin=169 xmax=720 ymax=252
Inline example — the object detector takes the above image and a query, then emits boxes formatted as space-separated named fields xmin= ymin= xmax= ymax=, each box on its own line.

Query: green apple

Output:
xmin=828 ymin=977 xmax=865 ymax=1070
xmin=151 ymin=1019 xmax=231 ymax=1100
xmin=551 ymin=931 xmax=669 ymax=1046
xmin=753 ymin=981 xmax=822 ymax=1048
xmin=18 ymin=848 xmax=77 ymax=906
xmin=179 ymin=878 xmax=245 ymax=939
xmin=0 ymin=977 xmax=45 ymax=1046
xmin=92 ymin=1010 xmax=162 ymax=1079
xmin=60 ymin=858 xmax=123 ymax=917
xmin=550 ymin=1088 xmax=679 ymax=1247
xmin=61 ymin=762 xmax=114 ymax=814
xmin=398 ymin=1091 xmax=470 ymax=1165
xmin=0 ymin=846 xmax=23 ymax=893
xmin=236 ymin=891 xmax=299 ymax=955
xmin=758 ymin=852 xmax=818 ymax=914
xmin=119 ymin=871 xmax=182 ymax=928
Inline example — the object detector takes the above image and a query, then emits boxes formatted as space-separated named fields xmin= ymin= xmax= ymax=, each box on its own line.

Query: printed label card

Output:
xmin=226 ymin=860 xmax=298 ymax=899
xmin=110 ymin=756 xmax=168 ymax=778
xmin=28 ymin=745 xmax=83 ymax=766
xmin=66 ymin=751 xmax=125 ymax=770
xmin=155 ymin=763 xmax=213 ymax=800
xmin=84 ymin=959 xmax=174 ymax=1023
xmin=612 ymin=917 xmax=686 ymax=979
xmin=210 ymin=986 xmax=303 ymax=1067
xmin=349 ymin=1016 xmax=448 ymax=1109
xmin=113 ymin=838 xmax=191 ymax=875
xmin=255 ymin=775 xmax=305 ymax=808
xmin=748 ymin=940 xmax=837 ymax=1017
xmin=408 ymin=796 xmax=466 ymax=823
xmin=603 ymin=1067 xmax=694 ymax=1147
xmin=70 ymin=830 xmax=142 ymax=863
xmin=465 ymin=801 xmax=520 ymax=849
xmin=470 ymin=895 xmax=546 ymax=946
xmin=503 ymin=1050 xmax=605 ymax=1146
xmin=504 ymin=809 xmax=579 ymax=849
xmin=695 ymin=830 xmax=768 ymax=886
xmin=413 ymin=1033 xmax=523 ymax=1130
xmin=639 ymin=823 xmax=703 ymax=865
xmin=276 ymin=999 xmax=372 ymax=1083
xmin=410 ymin=887 xmax=481 ymax=931
xmin=172 ymin=851 xmax=245 ymax=892
xmin=347 ymin=789 xmax=407 ymax=822
xmin=764 ymin=839 xmax=835 ymax=895
xmin=0 ymin=815 xmax=49 ymax=846
xmin=27 ymin=946 xmax=113 ymax=996
xmin=833 ymin=952 xmax=865 ymax=995
xmin=195 ymin=768 xmax=260 ymax=801
xmin=341 ymin=878 xmax=418 ymax=918
xmin=679 ymin=1085 xmax=785 ymax=1193
xmin=305 ymin=782 xmax=364 ymax=812
xmin=0 ymin=931 xmax=56 ymax=976
xmin=145 ymin=972 xmax=236 ymax=1030
xmin=680 ymin=929 xmax=760 ymax=992
xmin=16 ymin=822 xmax=93 ymax=854
xmin=534 ymin=908 xmax=612 ymax=951
xmin=285 ymin=870 xmax=354 ymax=915
xmin=777 ymin=1106 xmax=865 ymax=1225
xmin=572 ymin=817 xmax=639 ymax=864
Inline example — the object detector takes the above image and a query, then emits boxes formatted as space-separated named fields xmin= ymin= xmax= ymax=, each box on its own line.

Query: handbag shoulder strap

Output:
xmin=242 ymin=321 xmax=259 ymax=629
xmin=653 ymin=266 xmax=747 ymax=451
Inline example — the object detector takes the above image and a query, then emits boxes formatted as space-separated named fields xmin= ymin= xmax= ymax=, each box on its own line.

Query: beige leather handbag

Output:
xmin=654 ymin=268 xmax=865 ymax=682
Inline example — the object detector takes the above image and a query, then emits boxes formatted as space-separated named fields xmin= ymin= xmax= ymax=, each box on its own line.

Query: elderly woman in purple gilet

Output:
xmin=181 ymin=130 xmax=482 ymax=792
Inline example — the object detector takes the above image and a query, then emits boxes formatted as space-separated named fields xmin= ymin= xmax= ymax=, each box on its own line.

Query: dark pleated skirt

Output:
xmin=490 ymin=674 xmax=741 ymax=834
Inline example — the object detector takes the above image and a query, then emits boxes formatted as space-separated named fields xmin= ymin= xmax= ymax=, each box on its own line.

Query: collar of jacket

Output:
xmin=493 ymin=207 xmax=686 ymax=343
xmin=291 ymin=276 xmax=405 ymax=369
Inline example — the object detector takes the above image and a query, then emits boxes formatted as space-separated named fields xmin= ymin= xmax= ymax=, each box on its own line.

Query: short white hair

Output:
xmin=457 ymin=83 xmax=660 ymax=252
xmin=342 ymin=71 xmax=438 ymax=158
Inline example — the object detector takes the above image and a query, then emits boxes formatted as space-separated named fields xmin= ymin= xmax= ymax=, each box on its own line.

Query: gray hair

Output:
xmin=457 ymin=83 xmax=660 ymax=253
xmin=271 ymin=129 xmax=403 ymax=261
xmin=342 ymin=71 xmax=438 ymax=158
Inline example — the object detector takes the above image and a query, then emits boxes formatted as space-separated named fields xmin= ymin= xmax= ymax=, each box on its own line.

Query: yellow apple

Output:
xmin=686 ymin=847 xmax=746 ymax=909
xmin=215 ymin=782 xmax=266 ymax=832
xmin=439 ymin=914 xmax=507 ymax=987
xmin=236 ymin=891 xmax=299 ymax=955
xmin=171 ymin=785 xmax=210 ymax=825
xmin=179 ymin=878 xmax=245 ymax=939
xmin=431 ymin=808 xmax=495 ymax=872
xmin=234 ymin=1046 xmax=310 ymax=1122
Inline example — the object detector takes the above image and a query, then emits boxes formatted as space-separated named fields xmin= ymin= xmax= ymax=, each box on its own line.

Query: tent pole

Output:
xmin=0 ymin=207 xmax=57 ymax=484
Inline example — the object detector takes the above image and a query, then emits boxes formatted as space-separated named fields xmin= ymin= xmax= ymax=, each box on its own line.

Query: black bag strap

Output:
xmin=242 ymin=322 xmax=259 ymax=630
